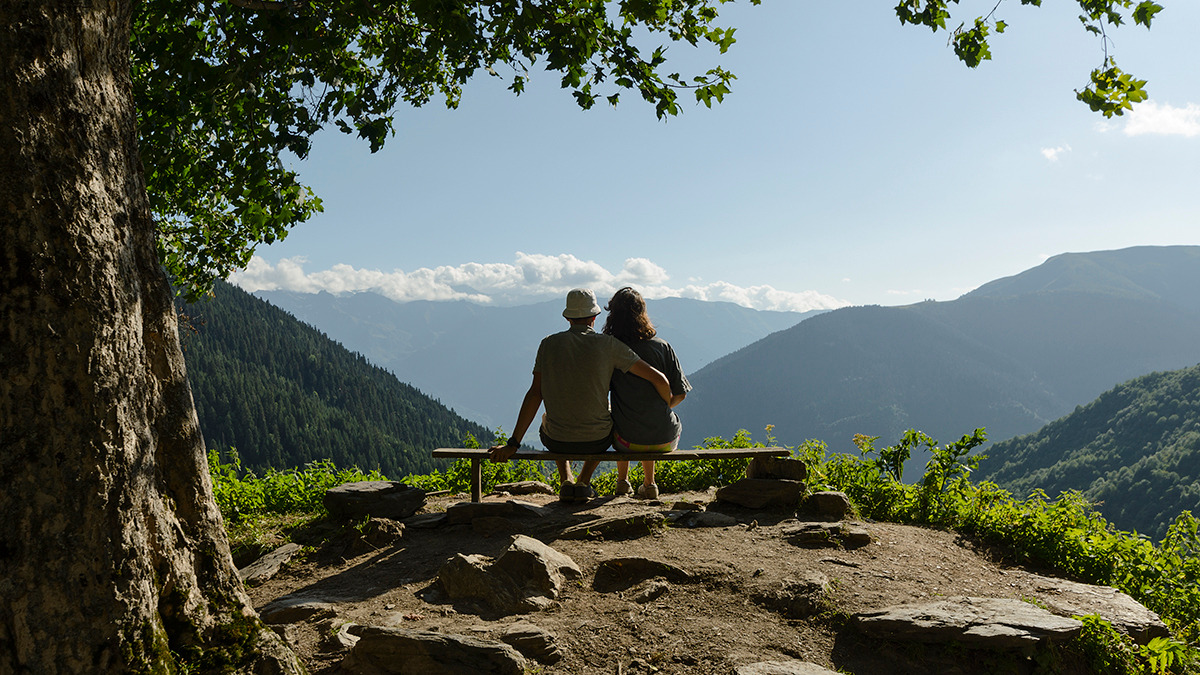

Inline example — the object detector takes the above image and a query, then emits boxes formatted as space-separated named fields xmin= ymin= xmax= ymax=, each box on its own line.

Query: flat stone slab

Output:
xmin=444 ymin=500 xmax=544 ymax=525
xmin=341 ymin=626 xmax=526 ymax=674
xmin=734 ymin=661 xmax=841 ymax=675
xmin=556 ymin=512 xmax=665 ymax=540
xmin=324 ymin=481 xmax=426 ymax=521
xmin=593 ymin=557 xmax=693 ymax=593
xmin=492 ymin=481 xmax=556 ymax=496
xmin=259 ymin=596 xmax=338 ymax=625
xmin=781 ymin=522 xmax=871 ymax=548
xmin=239 ymin=542 xmax=301 ymax=586
xmin=1031 ymin=576 xmax=1169 ymax=644
xmin=854 ymin=597 xmax=1082 ymax=648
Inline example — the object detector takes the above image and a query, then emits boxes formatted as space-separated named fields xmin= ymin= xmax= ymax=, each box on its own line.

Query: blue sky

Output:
xmin=232 ymin=2 xmax=1200 ymax=312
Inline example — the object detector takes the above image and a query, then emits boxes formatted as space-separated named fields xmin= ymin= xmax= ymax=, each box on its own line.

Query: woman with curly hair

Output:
xmin=603 ymin=287 xmax=691 ymax=499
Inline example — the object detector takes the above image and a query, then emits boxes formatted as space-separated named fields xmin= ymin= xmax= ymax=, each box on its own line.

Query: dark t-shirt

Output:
xmin=609 ymin=337 xmax=691 ymax=445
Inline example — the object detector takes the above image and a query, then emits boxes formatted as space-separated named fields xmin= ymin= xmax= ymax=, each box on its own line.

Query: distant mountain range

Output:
xmin=682 ymin=246 xmax=1200 ymax=454
xmin=979 ymin=363 xmax=1200 ymax=540
xmin=252 ymin=290 xmax=816 ymax=429
xmin=179 ymin=282 xmax=493 ymax=477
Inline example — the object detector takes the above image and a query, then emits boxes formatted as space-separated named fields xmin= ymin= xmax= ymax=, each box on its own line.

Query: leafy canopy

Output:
xmin=132 ymin=0 xmax=752 ymax=298
xmin=896 ymin=0 xmax=1162 ymax=113
xmin=133 ymin=0 xmax=1162 ymax=299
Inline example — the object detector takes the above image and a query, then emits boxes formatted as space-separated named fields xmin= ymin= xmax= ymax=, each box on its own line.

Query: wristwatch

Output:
xmin=505 ymin=438 xmax=520 ymax=448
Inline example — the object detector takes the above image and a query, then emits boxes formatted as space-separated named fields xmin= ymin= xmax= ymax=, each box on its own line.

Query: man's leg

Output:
xmin=642 ymin=460 xmax=655 ymax=487
xmin=576 ymin=460 xmax=601 ymax=485
xmin=556 ymin=460 xmax=575 ymax=484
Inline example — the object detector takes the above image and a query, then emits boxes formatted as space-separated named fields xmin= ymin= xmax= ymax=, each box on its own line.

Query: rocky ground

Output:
xmin=243 ymin=486 xmax=1163 ymax=674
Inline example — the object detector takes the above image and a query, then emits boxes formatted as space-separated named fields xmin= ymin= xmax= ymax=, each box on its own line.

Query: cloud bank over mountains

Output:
xmin=231 ymin=253 xmax=849 ymax=312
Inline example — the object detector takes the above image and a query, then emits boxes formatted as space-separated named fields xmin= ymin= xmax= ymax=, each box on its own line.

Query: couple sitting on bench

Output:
xmin=488 ymin=287 xmax=690 ymax=503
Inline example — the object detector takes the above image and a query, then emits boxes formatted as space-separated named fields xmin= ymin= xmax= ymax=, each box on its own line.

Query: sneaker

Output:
xmin=636 ymin=483 xmax=659 ymax=500
xmin=558 ymin=481 xmax=576 ymax=502
xmin=575 ymin=483 xmax=597 ymax=502
xmin=615 ymin=479 xmax=632 ymax=496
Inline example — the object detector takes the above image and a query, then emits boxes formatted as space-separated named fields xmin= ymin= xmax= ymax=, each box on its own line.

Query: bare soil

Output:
xmin=246 ymin=488 xmax=1078 ymax=674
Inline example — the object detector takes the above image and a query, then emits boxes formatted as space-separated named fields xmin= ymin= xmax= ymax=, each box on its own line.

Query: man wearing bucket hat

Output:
xmin=489 ymin=288 xmax=672 ymax=503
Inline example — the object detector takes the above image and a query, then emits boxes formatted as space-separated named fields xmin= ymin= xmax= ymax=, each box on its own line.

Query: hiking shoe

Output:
xmin=575 ymin=483 xmax=597 ymax=502
xmin=558 ymin=481 xmax=576 ymax=502
xmin=615 ymin=479 xmax=633 ymax=496
xmin=636 ymin=483 xmax=659 ymax=500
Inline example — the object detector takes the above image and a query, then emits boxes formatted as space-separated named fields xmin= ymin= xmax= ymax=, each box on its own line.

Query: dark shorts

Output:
xmin=540 ymin=428 xmax=613 ymax=454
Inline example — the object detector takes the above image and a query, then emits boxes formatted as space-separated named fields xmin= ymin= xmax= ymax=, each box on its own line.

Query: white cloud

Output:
xmin=1040 ymin=144 xmax=1071 ymax=161
xmin=230 ymin=254 xmax=849 ymax=313
xmin=1123 ymin=101 xmax=1200 ymax=137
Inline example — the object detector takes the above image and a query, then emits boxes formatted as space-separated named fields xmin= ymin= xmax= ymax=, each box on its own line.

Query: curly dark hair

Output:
xmin=603 ymin=287 xmax=656 ymax=345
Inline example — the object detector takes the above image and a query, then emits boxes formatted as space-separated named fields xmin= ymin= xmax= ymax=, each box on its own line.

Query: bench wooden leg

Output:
xmin=471 ymin=458 xmax=482 ymax=503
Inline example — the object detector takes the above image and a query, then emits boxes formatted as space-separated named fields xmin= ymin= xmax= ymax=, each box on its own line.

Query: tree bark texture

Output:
xmin=0 ymin=2 xmax=302 ymax=672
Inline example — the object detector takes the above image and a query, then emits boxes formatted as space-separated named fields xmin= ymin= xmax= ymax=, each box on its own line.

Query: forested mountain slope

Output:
xmin=178 ymin=282 xmax=491 ymax=477
xmin=979 ymin=363 xmax=1200 ymax=539
xmin=681 ymin=246 xmax=1200 ymax=451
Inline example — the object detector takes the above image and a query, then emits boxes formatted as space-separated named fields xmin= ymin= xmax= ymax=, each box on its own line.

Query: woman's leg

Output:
xmin=641 ymin=460 xmax=655 ymax=487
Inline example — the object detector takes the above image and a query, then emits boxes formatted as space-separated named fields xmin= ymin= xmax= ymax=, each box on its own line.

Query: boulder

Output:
xmin=340 ymin=626 xmax=525 ymax=675
xmin=801 ymin=491 xmax=853 ymax=521
xmin=239 ymin=542 xmax=302 ymax=586
xmin=324 ymin=481 xmax=426 ymax=521
xmin=734 ymin=661 xmax=841 ymax=675
xmin=746 ymin=456 xmax=808 ymax=482
xmin=715 ymin=479 xmax=804 ymax=510
xmin=500 ymin=622 xmax=564 ymax=664
xmin=438 ymin=535 xmax=581 ymax=614
xmin=854 ymin=597 xmax=1083 ymax=648
xmin=557 ymin=512 xmax=665 ymax=540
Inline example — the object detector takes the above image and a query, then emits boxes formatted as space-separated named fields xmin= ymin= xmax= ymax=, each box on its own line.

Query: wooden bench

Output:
xmin=432 ymin=446 xmax=791 ymax=502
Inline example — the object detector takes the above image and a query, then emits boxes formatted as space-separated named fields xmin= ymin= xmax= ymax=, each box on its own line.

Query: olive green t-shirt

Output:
xmin=534 ymin=323 xmax=640 ymax=443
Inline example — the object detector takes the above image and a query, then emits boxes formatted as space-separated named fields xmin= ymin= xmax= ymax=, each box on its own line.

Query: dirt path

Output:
xmin=246 ymin=489 xmax=1078 ymax=674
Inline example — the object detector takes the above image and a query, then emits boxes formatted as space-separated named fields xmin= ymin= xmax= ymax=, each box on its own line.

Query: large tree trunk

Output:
xmin=0 ymin=2 xmax=303 ymax=672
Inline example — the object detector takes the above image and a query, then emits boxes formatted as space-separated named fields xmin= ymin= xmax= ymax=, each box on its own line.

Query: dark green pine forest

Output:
xmin=980 ymin=363 xmax=1200 ymax=539
xmin=177 ymin=281 xmax=492 ymax=478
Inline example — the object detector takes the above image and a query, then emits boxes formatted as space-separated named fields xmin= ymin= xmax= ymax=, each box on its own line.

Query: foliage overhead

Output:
xmin=895 ymin=0 xmax=1162 ymax=114
xmin=132 ymin=0 xmax=751 ymax=298
xmin=133 ymin=1 xmax=1166 ymax=299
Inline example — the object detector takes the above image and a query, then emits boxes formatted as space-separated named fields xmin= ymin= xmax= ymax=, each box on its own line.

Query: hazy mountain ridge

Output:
xmin=253 ymin=289 xmax=816 ymax=429
xmin=978 ymin=363 xmax=1200 ymax=539
xmin=681 ymin=246 xmax=1200 ymax=451
xmin=965 ymin=246 xmax=1200 ymax=313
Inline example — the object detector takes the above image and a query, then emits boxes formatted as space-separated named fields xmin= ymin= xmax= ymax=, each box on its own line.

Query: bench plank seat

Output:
xmin=432 ymin=446 xmax=790 ymax=502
